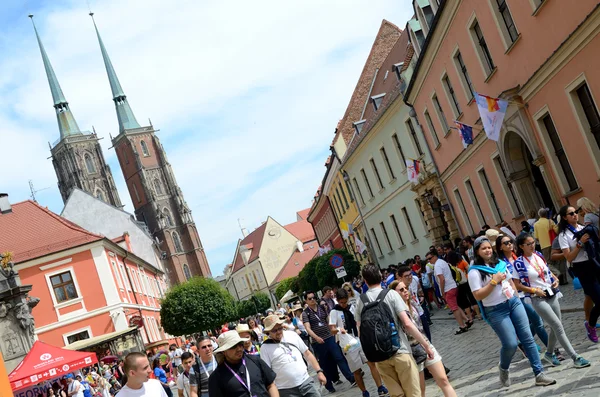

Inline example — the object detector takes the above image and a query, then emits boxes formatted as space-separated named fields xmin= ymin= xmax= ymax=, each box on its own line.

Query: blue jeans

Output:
xmin=312 ymin=336 xmax=355 ymax=390
xmin=485 ymin=296 xmax=544 ymax=376
xmin=521 ymin=298 xmax=549 ymax=347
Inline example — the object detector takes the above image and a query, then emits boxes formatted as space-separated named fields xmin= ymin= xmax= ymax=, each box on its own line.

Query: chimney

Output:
xmin=296 ymin=241 xmax=304 ymax=252
xmin=0 ymin=193 xmax=12 ymax=214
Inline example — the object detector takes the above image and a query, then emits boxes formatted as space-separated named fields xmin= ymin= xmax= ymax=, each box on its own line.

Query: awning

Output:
xmin=9 ymin=341 xmax=97 ymax=391
xmin=64 ymin=327 xmax=138 ymax=351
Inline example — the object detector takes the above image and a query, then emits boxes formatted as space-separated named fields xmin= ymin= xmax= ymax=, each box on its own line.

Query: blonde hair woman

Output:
xmin=342 ymin=281 xmax=357 ymax=306
xmin=577 ymin=197 xmax=599 ymax=231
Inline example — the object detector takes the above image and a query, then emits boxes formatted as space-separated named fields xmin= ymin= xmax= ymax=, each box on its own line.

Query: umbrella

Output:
xmin=101 ymin=355 xmax=118 ymax=363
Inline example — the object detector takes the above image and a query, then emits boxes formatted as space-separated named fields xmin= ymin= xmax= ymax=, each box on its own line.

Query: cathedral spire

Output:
xmin=89 ymin=13 xmax=141 ymax=132
xmin=29 ymin=15 xmax=81 ymax=141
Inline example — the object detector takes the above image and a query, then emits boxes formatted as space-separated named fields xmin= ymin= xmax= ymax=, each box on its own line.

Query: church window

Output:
xmin=172 ymin=231 xmax=183 ymax=252
xmin=95 ymin=189 xmax=106 ymax=202
xmin=85 ymin=154 xmax=96 ymax=173
xmin=182 ymin=264 xmax=192 ymax=281
xmin=153 ymin=178 xmax=163 ymax=195
xmin=163 ymin=208 xmax=174 ymax=227
xmin=122 ymin=147 xmax=129 ymax=164
xmin=140 ymin=140 xmax=150 ymax=157
xmin=133 ymin=183 xmax=141 ymax=203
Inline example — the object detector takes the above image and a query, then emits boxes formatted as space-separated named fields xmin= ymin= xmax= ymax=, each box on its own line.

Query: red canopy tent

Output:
xmin=9 ymin=341 xmax=97 ymax=391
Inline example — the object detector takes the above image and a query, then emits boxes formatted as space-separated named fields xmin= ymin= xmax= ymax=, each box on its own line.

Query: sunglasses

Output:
xmin=200 ymin=345 xmax=213 ymax=349
xmin=567 ymin=211 xmax=577 ymax=216
xmin=306 ymin=297 xmax=316 ymax=301
xmin=524 ymin=241 xmax=536 ymax=247
xmin=397 ymin=287 xmax=407 ymax=292
xmin=425 ymin=257 xmax=432 ymax=261
xmin=502 ymin=241 xmax=513 ymax=246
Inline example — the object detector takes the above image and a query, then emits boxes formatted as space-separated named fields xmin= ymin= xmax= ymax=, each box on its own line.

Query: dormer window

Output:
xmin=371 ymin=94 xmax=386 ymax=111
xmin=393 ymin=63 xmax=404 ymax=81
xmin=353 ymin=120 xmax=366 ymax=135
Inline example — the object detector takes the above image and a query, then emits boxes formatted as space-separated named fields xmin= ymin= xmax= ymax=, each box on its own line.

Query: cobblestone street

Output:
xmin=327 ymin=283 xmax=600 ymax=396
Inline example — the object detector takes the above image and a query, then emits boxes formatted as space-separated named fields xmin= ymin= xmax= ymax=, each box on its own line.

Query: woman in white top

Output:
xmin=511 ymin=234 xmax=590 ymax=369
xmin=557 ymin=205 xmax=599 ymax=343
xmin=248 ymin=318 xmax=263 ymax=341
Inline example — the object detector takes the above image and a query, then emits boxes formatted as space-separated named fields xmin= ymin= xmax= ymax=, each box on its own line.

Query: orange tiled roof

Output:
xmin=296 ymin=208 xmax=311 ymax=221
xmin=231 ymin=222 xmax=268 ymax=273
xmin=0 ymin=200 xmax=103 ymax=264
xmin=284 ymin=215 xmax=316 ymax=244
xmin=274 ymin=242 xmax=319 ymax=283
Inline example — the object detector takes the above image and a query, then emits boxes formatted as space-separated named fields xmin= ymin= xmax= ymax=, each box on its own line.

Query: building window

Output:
xmin=443 ymin=75 xmax=462 ymax=117
xmin=454 ymin=188 xmax=474 ymax=235
xmin=541 ymin=114 xmax=578 ymax=191
xmin=576 ymin=83 xmax=600 ymax=149
xmin=84 ymin=154 xmax=96 ymax=174
xmin=415 ymin=199 xmax=428 ymax=231
xmin=163 ymin=208 xmax=174 ymax=227
xmin=424 ymin=110 xmax=440 ymax=147
xmin=354 ymin=120 xmax=366 ymax=134
xmin=465 ymin=179 xmax=485 ymax=227
xmin=401 ymin=207 xmax=417 ymax=241
xmin=370 ymin=228 xmax=383 ymax=257
xmin=172 ymin=231 xmax=183 ymax=252
xmin=391 ymin=133 xmax=407 ymax=168
xmin=132 ymin=183 xmax=141 ymax=203
xmin=182 ymin=264 xmax=192 ymax=281
xmin=360 ymin=169 xmax=374 ymax=198
xmin=339 ymin=183 xmax=350 ymax=208
xmin=111 ymin=261 xmax=123 ymax=288
xmin=153 ymin=179 xmax=163 ymax=195
xmin=94 ymin=189 xmax=105 ymax=202
xmin=393 ymin=63 xmax=404 ymax=81
xmin=122 ymin=147 xmax=129 ymax=164
xmin=495 ymin=0 xmax=519 ymax=43
xmin=390 ymin=214 xmax=405 ymax=246
xmin=352 ymin=178 xmax=365 ymax=206
xmin=66 ymin=330 xmax=90 ymax=345
xmin=140 ymin=140 xmax=150 ymax=157
xmin=478 ymin=168 xmax=502 ymax=223
xmin=344 ymin=179 xmax=354 ymax=202
xmin=50 ymin=271 xmax=78 ymax=303
xmin=454 ymin=50 xmax=475 ymax=100
xmin=333 ymin=191 xmax=344 ymax=217
xmin=432 ymin=94 xmax=450 ymax=134
xmin=380 ymin=222 xmax=393 ymax=252
xmin=371 ymin=94 xmax=386 ymax=111
xmin=380 ymin=147 xmax=396 ymax=180
xmin=119 ymin=263 xmax=131 ymax=291
xmin=370 ymin=159 xmax=384 ymax=190
xmin=406 ymin=119 xmax=424 ymax=156
xmin=470 ymin=20 xmax=495 ymax=76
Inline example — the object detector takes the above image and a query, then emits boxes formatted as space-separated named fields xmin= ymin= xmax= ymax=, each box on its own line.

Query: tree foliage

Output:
xmin=275 ymin=277 xmax=298 ymax=300
xmin=236 ymin=292 xmax=272 ymax=319
xmin=160 ymin=277 xmax=237 ymax=335
xmin=296 ymin=249 xmax=360 ymax=295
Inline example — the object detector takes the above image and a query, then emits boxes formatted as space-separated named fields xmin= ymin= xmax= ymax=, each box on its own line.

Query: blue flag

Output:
xmin=456 ymin=121 xmax=473 ymax=148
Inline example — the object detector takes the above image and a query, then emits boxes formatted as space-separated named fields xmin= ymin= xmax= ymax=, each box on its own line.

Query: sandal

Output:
xmin=455 ymin=327 xmax=469 ymax=335
xmin=466 ymin=319 xmax=474 ymax=328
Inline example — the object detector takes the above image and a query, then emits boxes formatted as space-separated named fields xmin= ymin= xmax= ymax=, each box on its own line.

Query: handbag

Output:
xmin=411 ymin=343 xmax=428 ymax=365
xmin=548 ymin=219 xmax=558 ymax=244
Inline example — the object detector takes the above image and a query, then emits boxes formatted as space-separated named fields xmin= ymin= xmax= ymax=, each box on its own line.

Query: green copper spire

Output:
xmin=29 ymin=15 xmax=81 ymax=141
xmin=90 ymin=13 xmax=141 ymax=132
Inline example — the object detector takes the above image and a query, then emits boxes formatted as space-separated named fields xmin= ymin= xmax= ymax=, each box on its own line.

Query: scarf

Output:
xmin=469 ymin=260 xmax=507 ymax=275
xmin=333 ymin=304 xmax=357 ymax=336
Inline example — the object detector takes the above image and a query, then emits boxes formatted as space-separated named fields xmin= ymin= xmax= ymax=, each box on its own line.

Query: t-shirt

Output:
xmin=170 ymin=348 xmax=184 ymax=366
xmin=153 ymin=367 xmax=167 ymax=383
xmin=519 ymin=254 xmax=553 ymax=291
xmin=191 ymin=356 xmax=216 ymax=397
xmin=208 ymin=354 xmax=276 ymax=397
xmin=117 ymin=379 xmax=167 ymax=397
xmin=176 ymin=368 xmax=195 ymax=397
xmin=408 ymin=276 xmax=424 ymax=316
xmin=468 ymin=267 xmax=514 ymax=307
xmin=355 ymin=286 xmax=410 ymax=355
xmin=558 ymin=225 xmax=589 ymax=263
xmin=534 ymin=218 xmax=557 ymax=249
xmin=584 ymin=213 xmax=600 ymax=230
xmin=68 ymin=380 xmax=84 ymax=397
xmin=301 ymin=305 xmax=332 ymax=342
xmin=260 ymin=331 xmax=309 ymax=389
xmin=434 ymin=258 xmax=457 ymax=293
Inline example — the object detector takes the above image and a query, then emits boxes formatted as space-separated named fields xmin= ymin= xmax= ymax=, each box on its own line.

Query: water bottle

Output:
xmin=390 ymin=322 xmax=400 ymax=348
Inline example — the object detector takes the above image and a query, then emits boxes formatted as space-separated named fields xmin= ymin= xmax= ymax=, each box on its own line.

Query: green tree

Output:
xmin=236 ymin=292 xmax=272 ymax=318
xmin=296 ymin=249 xmax=360 ymax=294
xmin=160 ymin=277 xmax=237 ymax=335
xmin=253 ymin=292 xmax=272 ymax=313
xmin=275 ymin=277 xmax=297 ymax=300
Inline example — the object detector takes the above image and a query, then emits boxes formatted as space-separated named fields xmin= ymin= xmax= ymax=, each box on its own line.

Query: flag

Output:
xmin=406 ymin=159 xmax=420 ymax=183
xmin=475 ymin=93 xmax=508 ymax=141
xmin=354 ymin=235 xmax=367 ymax=254
xmin=455 ymin=121 xmax=474 ymax=149
xmin=339 ymin=221 xmax=350 ymax=239
xmin=318 ymin=244 xmax=332 ymax=256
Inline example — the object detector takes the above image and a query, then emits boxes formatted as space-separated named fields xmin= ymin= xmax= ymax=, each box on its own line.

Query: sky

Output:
xmin=0 ymin=0 xmax=414 ymax=277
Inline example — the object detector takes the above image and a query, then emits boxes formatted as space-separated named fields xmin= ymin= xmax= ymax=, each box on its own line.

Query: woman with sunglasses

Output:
xmin=468 ymin=236 xmax=555 ymax=387
xmin=390 ymin=280 xmax=455 ymax=397
xmin=512 ymin=234 xmax=590 ymax=369
xmin=558 ymin=205 xmax=599 ymax=343
xmin=342 ymin=281 xmax=358 ymax=306
xmin=577 ymin=197 xmax=600 ymax=232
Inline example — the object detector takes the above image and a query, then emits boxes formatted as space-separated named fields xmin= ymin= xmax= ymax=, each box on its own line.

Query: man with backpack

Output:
xmin=355 ymin=264 xmax=433 ymax=397
xmin=428 ymin=250 xmax=470 ymax=334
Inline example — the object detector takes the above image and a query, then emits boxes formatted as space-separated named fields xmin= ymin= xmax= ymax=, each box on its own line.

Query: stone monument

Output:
xmin=0 ymin=252 xmax=39 ymax=373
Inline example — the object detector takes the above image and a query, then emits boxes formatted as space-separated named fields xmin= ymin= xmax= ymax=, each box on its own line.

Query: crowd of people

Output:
xmin=107 ymin=199 xmax=598 ymax=397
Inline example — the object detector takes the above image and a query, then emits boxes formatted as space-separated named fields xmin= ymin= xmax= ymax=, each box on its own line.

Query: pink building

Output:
xmin=403 ymin=0 xmax=600 ymax=236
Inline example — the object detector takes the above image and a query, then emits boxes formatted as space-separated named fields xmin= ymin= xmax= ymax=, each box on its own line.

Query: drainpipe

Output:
xmin=123 ymin=251 xmax=151 ymax=342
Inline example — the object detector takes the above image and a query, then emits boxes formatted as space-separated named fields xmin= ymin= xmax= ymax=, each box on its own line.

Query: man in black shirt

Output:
xmin=208 ymin=331 xmax=278 ymax=397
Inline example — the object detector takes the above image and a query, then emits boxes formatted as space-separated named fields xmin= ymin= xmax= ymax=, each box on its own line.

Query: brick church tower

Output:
xmin=30 ymin=16 xmax=122 ymax=207
xmin=90 ymin=14 xmax=211 ymax=284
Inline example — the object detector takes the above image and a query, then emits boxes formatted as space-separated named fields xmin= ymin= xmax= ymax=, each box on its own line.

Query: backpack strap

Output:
xmin=376 ymin=289 xmax=390 ymax=302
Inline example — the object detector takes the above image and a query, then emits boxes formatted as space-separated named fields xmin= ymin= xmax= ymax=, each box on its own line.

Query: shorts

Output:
xmin=445 ymin=287 xmax=459 ymax=311
xmin=417 ymin=342 xmax=442 ymax=372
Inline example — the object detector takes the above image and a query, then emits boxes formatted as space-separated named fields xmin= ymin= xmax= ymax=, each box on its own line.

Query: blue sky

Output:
xmin=1 ymin=0 xmax=414 ymax=277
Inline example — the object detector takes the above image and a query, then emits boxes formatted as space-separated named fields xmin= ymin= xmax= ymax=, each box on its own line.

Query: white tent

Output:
xmin=279 ymin=289 xmax=296 ymax=303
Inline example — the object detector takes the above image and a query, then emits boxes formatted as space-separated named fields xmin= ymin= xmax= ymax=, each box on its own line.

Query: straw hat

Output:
xmin=235 ymin=323 xmax=251 ymax=335
xmin=292 ymin=304 xmax=303 ymax=312
xmin=262 ymin=314 xmax=285 ymax=332
xmin=214 ymin=330 xmax=249 ymax=353
xmin=485 ymin=229 xmax=501 ymax=241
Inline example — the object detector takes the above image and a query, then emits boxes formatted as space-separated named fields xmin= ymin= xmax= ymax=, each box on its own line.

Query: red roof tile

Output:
xmin=284 ymin=217 xmax=316 ymax=244
xmin=0 ymin=201 xmax=103 ymax=264
xmin=231 ymin=222 xmax=268 ymax=273
xmin=296 ymin=208 xmax=311 ymax=221
xmin=273 ymin=243 xmax=319 ymax=283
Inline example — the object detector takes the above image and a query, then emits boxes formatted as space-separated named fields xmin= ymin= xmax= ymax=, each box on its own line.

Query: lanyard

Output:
xmin=524 ymin=254 xmax=547 ymax=283
xmin=224 ymin=358 xmax=252 ymax=396
xmin=307 ymin=305 xmax=325 ymax=324
xmin=200 ymin=356 xmax=217 ymax=377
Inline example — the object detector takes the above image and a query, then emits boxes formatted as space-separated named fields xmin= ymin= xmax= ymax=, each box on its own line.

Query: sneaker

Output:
xmin=585 ymin=321 xmax=599 ymax=343
xmin=536 ymin=344 xmax=542 ymax=353
xmin=573 ymin=356 xmax=591 ymax=368
xmin=535 ymin=372 xmax=557 ymax=386
xmin=362 ymin=391 xmax=370 ymax=397
xmin=554 ymin=348 xmax=565 ymax=361
xmin=377 ymin=385 xmax=390 ymax=397
xmin=498 ymin=364 xmax=510 ymax=387
xmin=326 ymin=386 xmax=336 ymax=393
xmin=350 ymin=381 xmax=358 ymax=388
xmin=542 ymin=353 xmax=561 ymax=367
xmin=334 ymin=380 xmax=343 ymax=386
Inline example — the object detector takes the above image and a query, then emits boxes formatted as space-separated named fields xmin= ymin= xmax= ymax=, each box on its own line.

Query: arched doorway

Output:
xmin=503 ymin=131 xmax=555 ymax=214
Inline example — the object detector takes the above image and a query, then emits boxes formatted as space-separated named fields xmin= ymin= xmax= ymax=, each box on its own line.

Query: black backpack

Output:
xmin=359 ymin=289 xmax=399 ymax=362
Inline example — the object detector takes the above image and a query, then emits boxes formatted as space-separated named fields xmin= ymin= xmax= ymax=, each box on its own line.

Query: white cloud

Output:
xmin=0 ymin=0 xmax=414 ymax=276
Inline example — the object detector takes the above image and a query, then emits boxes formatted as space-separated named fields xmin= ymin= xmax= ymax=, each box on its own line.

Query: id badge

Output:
xmin=547 ymin=288 xmax=554 ymax=297
xmin=318 ymin=322 xmax=324 ymax=327
xmin=502 ymin=281 xmax=513 ymax=299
